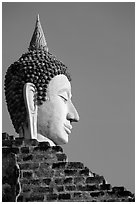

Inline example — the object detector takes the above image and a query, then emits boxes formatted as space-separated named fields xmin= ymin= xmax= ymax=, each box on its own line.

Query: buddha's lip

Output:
xmin=64 ymin=124 xmax=72 ymax=130
xmin=64 ymin=124 xmax=72 ymax=134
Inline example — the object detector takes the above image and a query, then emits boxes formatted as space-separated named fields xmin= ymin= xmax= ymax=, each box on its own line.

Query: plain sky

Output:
xmin=2 ymin=2 xmax=135 ymax=193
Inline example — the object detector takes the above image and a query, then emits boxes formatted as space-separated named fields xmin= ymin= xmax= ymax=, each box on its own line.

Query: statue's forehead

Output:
xmin=47 ymin=74 xmax=71 ymax=94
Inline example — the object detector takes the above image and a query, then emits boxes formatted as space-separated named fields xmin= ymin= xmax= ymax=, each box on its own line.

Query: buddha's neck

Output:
xmin=19 ymin=125 xmax=56 ymax=146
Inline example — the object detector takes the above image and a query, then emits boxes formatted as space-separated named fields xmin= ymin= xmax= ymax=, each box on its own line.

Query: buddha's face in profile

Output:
xmin=37 ymin=74 xmax=79 ymax=145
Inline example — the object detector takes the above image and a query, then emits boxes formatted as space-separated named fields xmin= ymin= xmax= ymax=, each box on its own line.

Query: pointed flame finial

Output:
xmin=29 ymin=14 xmax=48 ymax=52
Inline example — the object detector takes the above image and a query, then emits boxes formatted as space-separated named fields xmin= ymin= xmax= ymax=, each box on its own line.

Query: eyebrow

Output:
xmin=58 ymin=88 xmax=72 ymax=98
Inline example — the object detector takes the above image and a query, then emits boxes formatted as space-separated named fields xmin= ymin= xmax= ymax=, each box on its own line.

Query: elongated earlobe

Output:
xmin=23 ymin=83 xmax=37 ymax=140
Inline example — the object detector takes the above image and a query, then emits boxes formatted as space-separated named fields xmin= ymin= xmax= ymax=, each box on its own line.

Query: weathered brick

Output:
xmin=3 ymin=175 xmax=17 ymax=187
xmin=46 ymin=193 xmax=58 ymax=201
xmin=56 ymin=185 xmax=64 ymax=192
xmin=33 ymin=170 xmax=44 ymax=178
xmin=24 ymin=139 xmax=39 ymax=147
xmin=14 ymin=138 xmax=24 ymax=146
xmin=100 ymin=184 xmax=111 ymax=190
xmin=21 ymin=178 xmax=40 ymax=185
xmin=45 ymin=152 xmax=57 ymax=159
xmin=22 ymin=171 xmax=33 ymax=179
xmin=82 ymin=191 xmax=92 ymax=201
xmin=52 ymin=162 xmax=66 ymax=169
xmin=19 ymin=162 xmax=39 ymax=170
xmin=22 ymin=184 xmax=32 ymax=192
xmin=44 ymin=157 xmax=58 ymax=164
xmin=128 ymin=197 xmax=135 ymax=202
xmin=2 ymin=147 xmax=12 ymax=155
xmin=112 ymin=186 xmax=125 ymax=193
xmin=73 ymin=192 xmax=83 ymax=200
xmin=77 ymin=185 xmax=86 ymax=191
xmin=77 ymin=184 xmax=98 ymax=191
xmin=54 ymin=170 xmax=65 ymax=177
xmin=90 ymin=191 xmax=104 ymax=197
xmin=2 ymin=183 xmax=15 ymax=202
xmin=34 ymin=152 xmax=56 ymax=162
xmin=9 ymin=135 xmax=15 ymax=140
xmin=66 ymin=162 xmax=84 ymax=169
xmin=2 ymin=140 xmax=13 ymax=147
xmin=63 ymin=177 xmax=73 ymax=185
xmin=11 ymin=147 xmax=20 ymax=154
xmin=2 ymin=132 xmax=9 ymax=140
xmin=118 ymin=190 xmax=133 ymax=197
xmin=33 ymin=145 xmax=50 ymax=152
xmin=39 ymin=162 xmax=51 ymax=169
xmin=26 ymin=194 xmax=44 ymax=201
xmin=34 ymin=169 xmax=54 ymax=178
xmin=107 ymin=198 xmax=118 ymax=202
xmin=23 ymin=154 xmax=33 ymax=161
xmin=2 ymin=153 xmax=16 ymax=183
xmin=34 ymin=186 xmax=53 ymax=193
xmin=3 ymin=147 xmax=20 ymax=155
xmin=38 ymin=142 xmax=51 ymax=151
xmin=56 ymin=153 xmax=67 ymax=161
xmin=52 ymin=145 xmax=63 ymax=152
xmin=33 ymin=154 xmax=45 ymax=161
xmin=2 ymin=176 xmax=8 ymax=184
xmin=21 ymin=147 xmax=29 ymax=154
xmin=87 ymin=184 xmax=99 ymax=191
xmin=86 ymin=176 xmax=104 ymax=185
xmin=16 ymin=154 xmax=22 ymax=162
xmin=74 ymin=176 xmax=85 ymax=185
xmin=42 ymin=178 xmax=51 ymax=185
xmin=107 ymin=190 xmax=114 ymax=196
xmin=29 ymin=139 xmax=39 ymax=146
xmin=58 ymin=193 xmax=71 ymax=200
xmin=79 ymin=168 xmax=89 ymax=176
xmin=54 ymin=178 xmax=63 ymax=185
xmin=65 ymin=185 xmax=76 ymax=191
xmin=64 ymin=169 xmax=77 ymax=176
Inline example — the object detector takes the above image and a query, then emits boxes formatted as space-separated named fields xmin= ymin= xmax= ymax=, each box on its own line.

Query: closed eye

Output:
xmin=60 ymin=95 xmax=68 ymax=103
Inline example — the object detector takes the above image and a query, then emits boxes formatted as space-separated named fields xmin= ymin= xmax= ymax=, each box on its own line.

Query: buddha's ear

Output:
xmin=23 ymin=83 xmax=37 ymax=140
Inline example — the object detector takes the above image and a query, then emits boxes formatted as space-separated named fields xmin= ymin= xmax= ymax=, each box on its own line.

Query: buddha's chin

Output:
xmin=53 ymin=131 xmax=69 ymax=146
xmin=37 ymin=128 xmax=69 ymax=145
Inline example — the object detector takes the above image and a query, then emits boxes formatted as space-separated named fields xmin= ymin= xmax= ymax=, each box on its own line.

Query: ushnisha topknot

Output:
xmin=4 ymin=15 xmax=71 ymax=134
xmin=29 ymin=14 xmax=48 ymax=52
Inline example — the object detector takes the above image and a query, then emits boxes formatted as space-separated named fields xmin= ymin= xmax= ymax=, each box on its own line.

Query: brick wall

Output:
xmin=2 ymin=132 xmax=135 ymax=202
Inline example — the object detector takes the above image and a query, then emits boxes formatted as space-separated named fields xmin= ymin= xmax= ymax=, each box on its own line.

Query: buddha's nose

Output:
xmin=67 ymin=102 xmax=80 ymax=123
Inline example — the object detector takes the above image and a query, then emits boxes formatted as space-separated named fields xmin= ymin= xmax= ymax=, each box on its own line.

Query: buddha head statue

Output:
xmin=4 ymin=15 xmax=79 ymax=146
